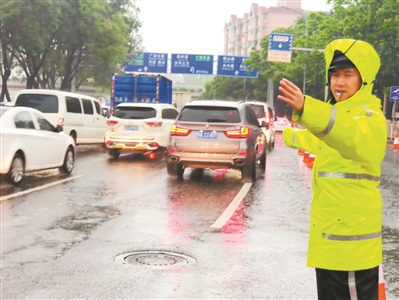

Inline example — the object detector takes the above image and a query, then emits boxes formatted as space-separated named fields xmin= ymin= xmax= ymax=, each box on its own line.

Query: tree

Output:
xmin=328 ymin=0 xmax=399 ymax=117
xmin=0 ymin=0 xmax=141 ymax=96
xmin=200 ymin=11 xmax=333 ymax=112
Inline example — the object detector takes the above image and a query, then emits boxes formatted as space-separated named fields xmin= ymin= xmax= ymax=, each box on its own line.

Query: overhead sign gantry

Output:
xmin=124 ymin=52 xmax=257 ymax=78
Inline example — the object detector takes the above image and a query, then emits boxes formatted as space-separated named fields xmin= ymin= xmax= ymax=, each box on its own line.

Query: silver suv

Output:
xmin=166 ymin=100 xmax=267 ymax=182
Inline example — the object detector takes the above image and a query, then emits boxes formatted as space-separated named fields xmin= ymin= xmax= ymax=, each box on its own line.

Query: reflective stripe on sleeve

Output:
xmin=322 ymin=231 xmax=381 ymax=241
xmin=291 ymin=129 xmax=298 ymax=146
xmin=318 ymin=172 xmax=380 ymax=182
xmin=315 ymin=106 xmax=337 ymax=138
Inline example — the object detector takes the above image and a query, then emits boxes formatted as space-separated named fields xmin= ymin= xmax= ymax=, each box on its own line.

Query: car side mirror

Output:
xmin=54 ymin=124 xmax=63 ymax=132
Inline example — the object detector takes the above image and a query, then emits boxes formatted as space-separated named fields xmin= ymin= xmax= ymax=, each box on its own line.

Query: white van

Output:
xmin=12 ymin=89 xmax=107 ymax=145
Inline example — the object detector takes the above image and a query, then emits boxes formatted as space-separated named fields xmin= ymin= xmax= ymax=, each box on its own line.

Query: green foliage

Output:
xmin=200 ymin=0 xmax=399 ymax=116
xmin=0 ymin=0 xmax=142 ymax=94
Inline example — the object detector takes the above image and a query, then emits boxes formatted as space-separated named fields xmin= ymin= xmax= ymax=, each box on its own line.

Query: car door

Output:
xmin=92 ymin=100 xmax=108 ymax=141
xmin=32 ymin=111 xmax=64 ymax=166
xmin=82 ymin=98 xmax=107 ymax=143
xmin=13 ymin=110 xmax=44 ymax=170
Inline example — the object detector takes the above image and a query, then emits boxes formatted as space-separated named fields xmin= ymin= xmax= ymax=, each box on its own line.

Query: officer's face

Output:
xmin=330 ymin=67 xmax=362 ymax=102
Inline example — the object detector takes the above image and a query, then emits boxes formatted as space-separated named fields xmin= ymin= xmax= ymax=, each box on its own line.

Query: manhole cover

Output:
xmin=115 ymin=251 xmax=196 ymax=269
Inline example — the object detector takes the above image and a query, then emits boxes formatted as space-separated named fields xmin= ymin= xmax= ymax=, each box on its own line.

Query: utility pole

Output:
xmin=282 ymin=6 xmax=308 ymax=94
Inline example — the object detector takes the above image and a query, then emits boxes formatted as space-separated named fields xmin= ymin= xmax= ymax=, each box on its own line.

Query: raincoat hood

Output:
xmin=324 ymin=39 xmax=380 ymax=100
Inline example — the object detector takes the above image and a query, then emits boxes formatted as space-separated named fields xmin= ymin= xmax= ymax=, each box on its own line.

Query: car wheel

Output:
xmin=259 ymin=151 xmax=267 ymax=171
xmin=7 ymin=154 xmax=24 ymax=185
xmin=167 ymin=162 xmax=184 ymax=179
xmin=59 ymin=147 xmax=74 ymax=174
xmin=70 ymin=132 xmax=77 ymax=145
xmin=108 ymin=149 xmax=120 ymax=159
xmin=241 ymin=158 xmax=256 ymax=183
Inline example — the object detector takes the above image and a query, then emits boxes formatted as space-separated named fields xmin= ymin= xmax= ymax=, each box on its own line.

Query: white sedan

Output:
xmin=274 ymin=116 xmax=294 ymax=132
xmin=105 ymin=103 xmax=179 ymax=159
xmin=0 ymin=105 xmax=75 ymax=185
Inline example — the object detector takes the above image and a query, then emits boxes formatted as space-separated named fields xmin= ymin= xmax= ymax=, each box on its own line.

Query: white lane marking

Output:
xmin=210 ymin=182 xmax=252 ymax=228
xmin=0 ymin=175 xmax=83 ymax=202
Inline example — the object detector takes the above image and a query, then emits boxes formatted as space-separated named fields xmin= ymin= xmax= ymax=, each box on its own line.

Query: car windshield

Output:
xmin=113 ymin=106 xmax=156 ymax=119
xmin=178 ymin=106 xmax=241 ymax=123
xmin=249 ymin=105 xmax=265 ymax=118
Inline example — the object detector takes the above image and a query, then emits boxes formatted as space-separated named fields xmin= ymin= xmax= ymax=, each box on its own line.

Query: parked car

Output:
xmin=12 ymin=89 xmax=108 ymax=145
xmin=166 ymin=100 xmax=267 ymax=182
xmin=105 ymin=103 xmax=179 ymax=159
xmin=0 ymin=106 xmax=75 ymax=185
xmin=274 ymin=116 xmax=294 ymax=132
xmin=245 ymin=100 xmax=275 ymax=150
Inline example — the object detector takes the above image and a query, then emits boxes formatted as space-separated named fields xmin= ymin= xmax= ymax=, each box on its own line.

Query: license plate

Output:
xmin=125 ymin=125 xmax=138 ymax=131
xmin=197 ymin=130 xmax=218 ymax=139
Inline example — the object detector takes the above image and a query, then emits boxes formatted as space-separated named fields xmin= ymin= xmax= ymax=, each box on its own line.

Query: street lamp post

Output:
xmin=282 ymin=6 xmax=308 ymax=94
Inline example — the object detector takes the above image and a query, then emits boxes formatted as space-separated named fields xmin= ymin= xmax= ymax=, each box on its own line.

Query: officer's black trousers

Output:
xmin=315 ymin=266 xmax=379 ymax=300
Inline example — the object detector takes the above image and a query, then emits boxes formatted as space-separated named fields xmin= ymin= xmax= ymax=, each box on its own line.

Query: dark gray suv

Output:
xmin=166 ymin=100 xmax=267 ymax=182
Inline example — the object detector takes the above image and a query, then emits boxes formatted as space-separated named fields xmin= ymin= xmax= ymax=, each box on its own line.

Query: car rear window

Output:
xmin=178 ymin=106 xmax=241 ymax=123
xmin=113 ymin=106 xmax=157 ymax=119
xmin=248 ymin=104 xmax=265 ymax=118
xmin=15 ymin=94 xmax=58 ymax=113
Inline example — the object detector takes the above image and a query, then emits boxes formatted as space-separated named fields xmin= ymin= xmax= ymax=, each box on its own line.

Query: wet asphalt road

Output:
xmin=1 ymin=133 xmax=398 ymax=299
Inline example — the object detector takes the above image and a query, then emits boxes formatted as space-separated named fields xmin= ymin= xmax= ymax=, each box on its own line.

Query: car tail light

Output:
xmin=149 ymin=142 xmax=159 ymax=148
xmin=107 ymin=120 xmax=118 ymax=126
xmin=57 ymin=117 xmax=65 ymax=126
xmin=147 ymin=152 xmax=157 ymax=159
xmin=170 ymin=124 xmax=191 ymax=136
xmin=145 ymin=121 xmax=162 ymax=127
xmin=105 ymin=140 xmax=113 ymax=147
xmin=224 ymin=126 xmax=250 ymax=138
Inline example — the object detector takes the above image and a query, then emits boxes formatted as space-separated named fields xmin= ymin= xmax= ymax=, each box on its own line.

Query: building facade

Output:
xmin=223 ymin=1 xmax=305 ymax=56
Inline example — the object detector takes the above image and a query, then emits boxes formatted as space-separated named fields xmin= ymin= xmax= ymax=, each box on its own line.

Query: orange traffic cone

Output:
xmin=392 ymin=133 xmax=399 ymax=150
xmin=378 ymin=264 xmax=386 ymax=300
xmin=306 ymin=153 xmax=315 ymax=168
xmin=303 ymin=152 xmax=310 ymax=163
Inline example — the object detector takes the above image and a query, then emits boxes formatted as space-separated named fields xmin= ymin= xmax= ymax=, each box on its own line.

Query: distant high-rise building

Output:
xmin=223 ymin=1 xmax=306 ymax=56
xmin=277 ymin=0 xmax=301 ymax=9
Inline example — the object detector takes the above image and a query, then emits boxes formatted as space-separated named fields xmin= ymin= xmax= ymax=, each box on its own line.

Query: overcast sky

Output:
xmin=137 ymin=0 xmax=332 ymax=56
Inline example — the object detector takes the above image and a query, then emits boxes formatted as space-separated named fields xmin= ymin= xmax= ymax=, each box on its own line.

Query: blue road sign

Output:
xmin=269 ymin=33 xmax=293 ymax=51
xmin=171 ymin=54 xmax=213 ymax=75
xmin=124 ymin=52 xmax=168 ymax=73
xmin=390 ymin=86 xmax=399 ymax=102
xmin=216 ymin=56 xmax=258 ymax=78
xmin=268 ymin=33 xmax=293 ymax=63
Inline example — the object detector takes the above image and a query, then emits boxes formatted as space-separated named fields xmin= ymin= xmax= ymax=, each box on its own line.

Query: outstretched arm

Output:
xmin=277 ymin=78 xmax=305 ymax=114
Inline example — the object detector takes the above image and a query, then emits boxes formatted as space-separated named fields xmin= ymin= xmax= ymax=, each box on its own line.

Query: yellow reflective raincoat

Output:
xmin=283 ymin=39 xmax=387 ymax=271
